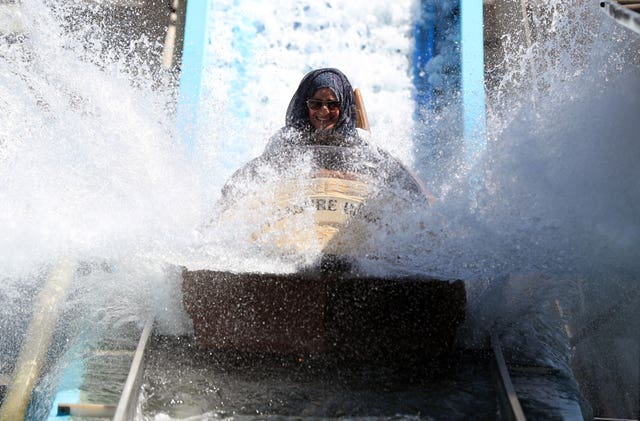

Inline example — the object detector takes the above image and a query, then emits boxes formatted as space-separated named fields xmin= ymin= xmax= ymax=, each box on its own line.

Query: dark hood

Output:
xmin=284 ymin=68 xmax=358 ymax=139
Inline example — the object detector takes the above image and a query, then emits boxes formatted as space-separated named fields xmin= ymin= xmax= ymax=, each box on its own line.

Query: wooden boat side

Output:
xmin=182 ymin=269 xmax=466 ymax=361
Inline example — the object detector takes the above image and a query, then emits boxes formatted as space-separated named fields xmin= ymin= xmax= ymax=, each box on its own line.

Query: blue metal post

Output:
xmin=412 ymin=1 xmax=436 ymax=120
xmin=176 ymin=0 xmax=212 ymax=154
xmin=460 ymin=0 xmax=486 ymax=171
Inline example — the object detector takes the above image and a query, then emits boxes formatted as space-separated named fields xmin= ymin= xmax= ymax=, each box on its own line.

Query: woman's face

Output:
xmin=307 ymin=88 xmax=340 ymax=131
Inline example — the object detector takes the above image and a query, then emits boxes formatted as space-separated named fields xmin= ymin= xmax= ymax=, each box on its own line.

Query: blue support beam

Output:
xmin=412 ymin=0 xmax=485 ymax=195
xmin=460 ymin=0 xmax=486 ymax=168
xmin=176 ymin=0 xmax=212 ymax=154
xmin=412 ymin=1 xmax=436 ymax=119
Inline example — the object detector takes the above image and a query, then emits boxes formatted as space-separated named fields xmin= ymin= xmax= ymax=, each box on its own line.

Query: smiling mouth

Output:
xmin=315 ymin=119 xmax=335 ymax=128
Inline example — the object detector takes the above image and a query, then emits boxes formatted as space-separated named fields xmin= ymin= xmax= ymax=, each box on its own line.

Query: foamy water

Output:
xmin=0 ymin=1 xmax=206 ymax=276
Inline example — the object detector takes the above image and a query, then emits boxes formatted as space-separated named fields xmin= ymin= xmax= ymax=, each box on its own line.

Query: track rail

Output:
xmin=113 ymin=319 xmax=154 ymax=421
xmin=62 ymin=325 xmax=563 ymax=420
xmin=52 ymin=319 xmax=153 ymax=420
xmin=600 ymin=0 xmax=640 ymax=34
xmin=491 ymin=334 xmax=527 ymax=421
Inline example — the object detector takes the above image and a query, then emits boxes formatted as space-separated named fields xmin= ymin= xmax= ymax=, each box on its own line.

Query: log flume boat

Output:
xmin=182 ymin=142 xmax=466 ymax=363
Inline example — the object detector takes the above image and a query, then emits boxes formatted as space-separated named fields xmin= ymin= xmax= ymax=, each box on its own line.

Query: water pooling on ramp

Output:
xmin=140 ymin=335 xmax=497 ymax=420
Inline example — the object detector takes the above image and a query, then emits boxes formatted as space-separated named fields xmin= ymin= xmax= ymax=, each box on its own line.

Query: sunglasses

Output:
xmin=306 ymin=99 xmax=341 ymax=111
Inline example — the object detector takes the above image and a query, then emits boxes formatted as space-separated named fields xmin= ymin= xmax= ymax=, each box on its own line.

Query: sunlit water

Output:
xmin=1 ymin=0 xmax=639 ymax=419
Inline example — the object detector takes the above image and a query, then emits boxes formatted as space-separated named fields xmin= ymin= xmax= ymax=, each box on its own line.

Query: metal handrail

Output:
xmin=0 ymin=261 xmax=77 ymax=421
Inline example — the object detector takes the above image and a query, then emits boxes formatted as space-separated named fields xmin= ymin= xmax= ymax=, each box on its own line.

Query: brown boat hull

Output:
xmin=182 ymin=269 xmax=466 ymax=362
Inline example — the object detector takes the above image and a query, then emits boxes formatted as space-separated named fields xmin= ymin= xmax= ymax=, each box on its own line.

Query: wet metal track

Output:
xmin=49 ymin=319 xmax=586 ymax=420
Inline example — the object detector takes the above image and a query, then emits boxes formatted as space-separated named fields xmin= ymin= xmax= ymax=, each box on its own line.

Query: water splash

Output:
xmin=0 ymin=0 xmax=202 ymax=382
xmin=0 ymin=1 xmax=205 ymax=276
xmin=1 ymin=0 xmax=639 ymax=417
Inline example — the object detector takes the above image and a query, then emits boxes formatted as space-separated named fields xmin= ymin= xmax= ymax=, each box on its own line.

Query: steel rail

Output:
xmin=491 ymin=334 xmax=527 ymax=421
xmin=600 ymin=0 xmax=640 ymax=34
xmin=113 ymin=319 xmax=154 ymax=421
